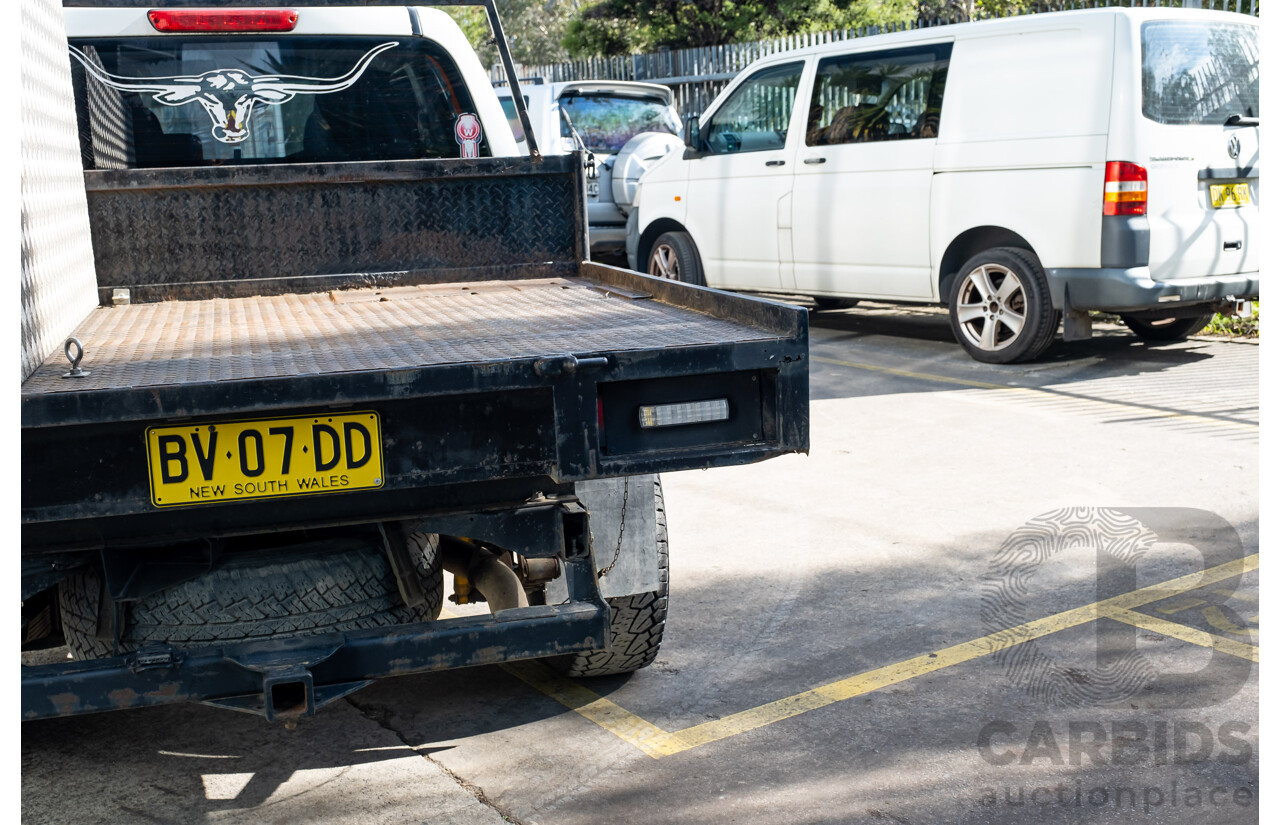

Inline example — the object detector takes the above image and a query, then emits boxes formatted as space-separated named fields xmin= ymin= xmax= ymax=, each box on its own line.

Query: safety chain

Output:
xmin=597 ymin=476 xmax=629 ymax=578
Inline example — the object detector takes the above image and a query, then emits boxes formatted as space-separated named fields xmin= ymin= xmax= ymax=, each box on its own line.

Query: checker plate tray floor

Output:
xmin=22 ymin=278 xmax=771 ymax=395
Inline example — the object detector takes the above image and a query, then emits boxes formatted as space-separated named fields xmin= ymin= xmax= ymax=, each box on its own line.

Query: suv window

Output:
xmin=806 ymin=44 xmax=951 ymax=146
xmin=70 ymin=36 xmax=489 ymax=169
xmin=703 ymin=62 xmax=804 ymax=154
xmin=558 ymin=92 xmax=679 ymax=154
xmin=1141 ymin=21 xmax=1259 ymax=126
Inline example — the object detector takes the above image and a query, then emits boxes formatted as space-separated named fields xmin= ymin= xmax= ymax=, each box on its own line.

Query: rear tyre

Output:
xmin=552 ymin=478 xmax=669 ymax=678
xmin=1120 ymin=313 xmax=1213 ymax=342
xmin=948 ymin=246 xmax=1059 ymax=364
xmin=812 ymin=297 xmax=860 ymax=311
xmin=647 ymin=231 xmax=706 ymax=286
xmin=59 ymin=530 xmax=443 ymax=660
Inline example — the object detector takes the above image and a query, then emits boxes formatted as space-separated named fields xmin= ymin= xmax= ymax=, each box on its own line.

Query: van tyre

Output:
xmin=552 ymin=478 xmax=669 ymax=678
xmin=647 ymin=231 xmax=706 ymax=286
xmin=948 ymin=247 xmax=1059 ymax=364
xmin=58 ymin=532 xmax=443 ymax=660
xmin=813 ymin=297 xmax=859 ymax=311
xmin=1120 ymin=313 xmax=1213 ymax=342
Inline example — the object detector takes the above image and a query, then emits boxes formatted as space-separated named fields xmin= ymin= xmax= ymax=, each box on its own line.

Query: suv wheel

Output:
xmin=948 ymin=247 xmax=1059 ymax=364
xmin=647 ymin=231 xmax=706 ymax=286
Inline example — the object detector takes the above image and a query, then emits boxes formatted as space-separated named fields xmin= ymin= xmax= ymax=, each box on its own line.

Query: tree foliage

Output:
xmin=448 ymin=0 xmax=578 ymax=67
xmin=563 ymin=0 xmax=918 ymax=57
xmin=917 ymin=0 xmax=1034 ymax=21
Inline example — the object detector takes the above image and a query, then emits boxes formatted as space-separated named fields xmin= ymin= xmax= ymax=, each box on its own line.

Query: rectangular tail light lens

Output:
xmin=638 ymin=399 xmax=730 ymax=429
xmin=147 ymin=9 xmax=300 ymax=33
xmin=1103 ymin=161 xmax=1148 ymax=216
xmin=598 ymin=371 xmax=768 ymax=456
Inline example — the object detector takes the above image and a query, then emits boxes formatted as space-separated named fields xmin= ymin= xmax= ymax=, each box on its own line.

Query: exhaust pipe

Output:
xmin=439 ymin=537 xmax=529 ymax=613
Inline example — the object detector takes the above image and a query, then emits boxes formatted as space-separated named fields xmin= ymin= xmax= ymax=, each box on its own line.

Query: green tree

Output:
xmin=449 ymin=0 xmax=579 ymax=67
xmin=917 ymin=0 xmax=1034 ymax=22
xmin=563 ymin=0 xmax=917 ymax=57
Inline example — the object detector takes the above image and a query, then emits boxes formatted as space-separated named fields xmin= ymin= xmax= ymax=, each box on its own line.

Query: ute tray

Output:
xmin=21 ymin=276 xmax=770 ymax=404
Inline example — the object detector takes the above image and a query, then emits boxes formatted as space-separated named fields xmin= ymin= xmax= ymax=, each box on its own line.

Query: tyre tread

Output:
xmin=555 ymin=478 xmax=669 ymax=678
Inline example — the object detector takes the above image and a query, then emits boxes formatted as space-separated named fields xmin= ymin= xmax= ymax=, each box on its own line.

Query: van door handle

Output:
xmin=1224 ymin=241 xmax=1243 ymax=251
xmin=764 ymin=160 xmax=786 ymax=167
xmin=804 ymin=157 xmax=826 ymax=165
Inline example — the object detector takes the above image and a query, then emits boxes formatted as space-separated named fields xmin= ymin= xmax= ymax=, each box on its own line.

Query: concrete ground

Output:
xmin=22 ymin=308 xmax=1259 ymax=824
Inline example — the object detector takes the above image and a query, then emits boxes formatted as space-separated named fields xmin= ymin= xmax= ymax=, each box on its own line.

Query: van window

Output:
xmin=702 ymin=62 xmax=804 ymax=154
xmin=1142 ymin=21 xmax=1259 ymax=126
xmin=558 ymin=92 xmax=680 ymax=153
xmin=70 ymin=36 xmax=489 ymax=169
xmin=806 ymin=44 xmax=951 ymax=146
xmin=500 ymin=96 xmax=529 ymax=143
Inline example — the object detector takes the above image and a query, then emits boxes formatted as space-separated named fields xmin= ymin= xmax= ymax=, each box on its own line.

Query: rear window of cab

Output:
xmin=69 ymin=36 xmax=490 ymax=169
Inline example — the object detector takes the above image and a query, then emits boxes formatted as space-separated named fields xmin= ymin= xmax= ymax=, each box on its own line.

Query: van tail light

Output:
xmin=1103 ymin=161 xmax=1148 ymax=216
xmin=147 ymin=9 xmax=299 ymax=33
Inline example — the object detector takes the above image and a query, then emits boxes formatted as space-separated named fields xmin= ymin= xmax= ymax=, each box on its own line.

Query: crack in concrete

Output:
xmin=346 ymin=696 xmax=529 ymax=825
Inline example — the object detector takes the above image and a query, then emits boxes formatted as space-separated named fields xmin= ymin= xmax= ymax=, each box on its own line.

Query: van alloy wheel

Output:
xmin=954 ymin=263 xmax=1028 ymax=353
xmin=649 ymin=242 xmax=682 ymax=280
xmin=645 ymin=230 xmax=706 ymax=286
xmin=947 ymin=247 xmax=1058 ymax=364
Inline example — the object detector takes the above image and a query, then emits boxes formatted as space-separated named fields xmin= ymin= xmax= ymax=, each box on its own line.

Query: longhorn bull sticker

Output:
xmin=69 ymin=42 xmax=399 ymax=144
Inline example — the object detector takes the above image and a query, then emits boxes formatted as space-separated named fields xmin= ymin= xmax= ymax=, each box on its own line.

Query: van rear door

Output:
xmin=1135 ymin=17 xmax=1259 ymax=282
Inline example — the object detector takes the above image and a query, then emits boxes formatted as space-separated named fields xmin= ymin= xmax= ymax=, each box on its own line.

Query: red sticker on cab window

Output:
xmin=455 ymin=113 xmax=482 ymax=159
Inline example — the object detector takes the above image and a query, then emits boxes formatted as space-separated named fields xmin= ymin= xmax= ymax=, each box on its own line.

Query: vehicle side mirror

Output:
xmin=683 ymin=115 xmax=703 ymax=158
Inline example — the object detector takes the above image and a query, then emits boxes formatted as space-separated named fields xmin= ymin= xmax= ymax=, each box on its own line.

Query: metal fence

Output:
xmin=490 ymin=0 xmax=1260 ymax=117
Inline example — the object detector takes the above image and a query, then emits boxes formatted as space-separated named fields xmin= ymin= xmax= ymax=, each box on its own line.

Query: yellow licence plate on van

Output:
xmin=146 ymin=412 xmax=384 ymax=507
xmin=1210 ymin=182 xmax=1251 ymax=209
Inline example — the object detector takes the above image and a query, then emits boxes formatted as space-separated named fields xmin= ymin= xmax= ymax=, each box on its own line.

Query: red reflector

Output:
xmin=147 ymin=9 xmax=299 ymax=33
xmin=1103 ymin=161 xmax=1148 ymax=217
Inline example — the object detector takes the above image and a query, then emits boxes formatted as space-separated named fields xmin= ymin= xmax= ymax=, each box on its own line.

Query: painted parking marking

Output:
xmin=506 ymin=554 xmax=1258 ymax=759
xmin=811 ymin=355 xmax=1258 ymax=432
xmin=1202 ymin=605 xmax=1259 ymax=638
xmin=1103 ymin=607 xmax=1258 ymax=662
xmin=1156 ymin=598 xmax=1207 ymax=614
xmin=1143 ymin=586 xmax=1259 ymax=638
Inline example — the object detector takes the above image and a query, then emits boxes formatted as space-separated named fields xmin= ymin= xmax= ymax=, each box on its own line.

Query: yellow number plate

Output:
xmin=1210 ymin=182 xmax=1251 ymax=209
xmin=146 ymin=412 xmax=384 ymax=507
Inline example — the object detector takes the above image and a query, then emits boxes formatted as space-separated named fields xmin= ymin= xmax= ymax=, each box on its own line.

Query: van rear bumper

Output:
xmin=1045 ymin=267 xmax=1259 ymax=313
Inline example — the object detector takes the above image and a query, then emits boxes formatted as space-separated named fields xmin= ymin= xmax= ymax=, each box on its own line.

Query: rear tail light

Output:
xmin=147 ymin=9 xmax=299 ymax=33
xmin=638 ymin=399 xmax=730 ymax=429
xmin=1103 ymin=161 xmax=1148 ymax=216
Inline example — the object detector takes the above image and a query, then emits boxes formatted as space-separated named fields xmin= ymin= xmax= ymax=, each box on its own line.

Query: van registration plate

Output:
xmin=1210 ymin=182 xmax=1250 ymax=209
xmin=146 ymin=412 xmax=384 ymax=507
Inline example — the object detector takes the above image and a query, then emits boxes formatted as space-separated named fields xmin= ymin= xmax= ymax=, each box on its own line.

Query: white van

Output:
xmin=626 ymin=8 xmax=1259 ymax=362
xmin=497 ymin=80 xmax=683 ymax=258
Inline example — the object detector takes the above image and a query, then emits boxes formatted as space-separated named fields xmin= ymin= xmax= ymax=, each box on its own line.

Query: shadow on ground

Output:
xmin=22 ymin=517 xmax=1258 ymax=824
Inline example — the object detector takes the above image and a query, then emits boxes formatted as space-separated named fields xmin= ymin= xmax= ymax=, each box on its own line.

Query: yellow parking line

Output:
xmin=1202 ymin=605 xmax=1260 ymax=638
xmin=1155 ymin=598 xmax=1207 ymax=614
xmin=501 ymin=662 xmax=675 ymax=759
xmin=510 ymin=554 xmax=1257 ymax=758
xmin=811 ymin=355 xmax=1258 ymax=432
xmin=812 ymin=355 xmax=1007 ymax=390
xmin=1103 ymin=607 xmax=1259 ymax=662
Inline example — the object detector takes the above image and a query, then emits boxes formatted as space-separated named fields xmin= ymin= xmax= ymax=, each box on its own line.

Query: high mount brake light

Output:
xmin=147 ymin=9 xmax=300 ymax=33
xmin=1103 ymin=161 xmax=1148 ymax=217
